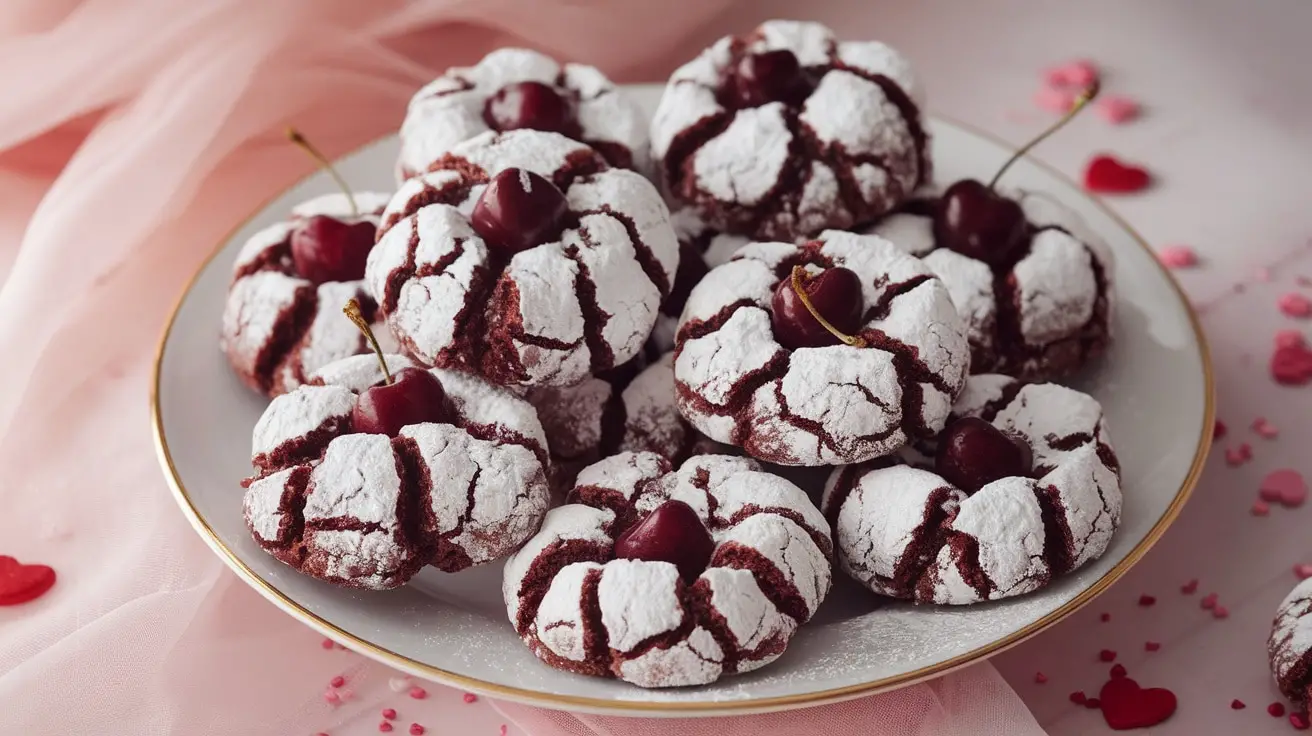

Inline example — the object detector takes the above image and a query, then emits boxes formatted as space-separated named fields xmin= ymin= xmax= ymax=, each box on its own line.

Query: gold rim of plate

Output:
xmin=150 ymin=116 xmax=1215 ymax=715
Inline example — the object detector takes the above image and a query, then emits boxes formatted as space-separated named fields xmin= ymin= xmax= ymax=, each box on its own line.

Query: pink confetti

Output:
xmin=1277 ymin=330 xmax=1306 ymax=349
xmin=409 ymin=725 xmax=426 ymax=736
xmin=1034 ymin=86 xmax=1076 ymax=113
xmin=1295 ymin=563 xmax=1312 ymax=580
xmin=1252 ymin=500 xmax=1271 ymax=516
xmin=500 ymin=726 xmax=509 ymax=736
xmin=1181 ymin=579 xmax=1199 ymax=594
xmin=1046 ymin=59 xmax=1099 ymax=88
xmin=1213 ymin=605 xmax=1230 ymax=619
xmin=1281 ymin=293 xmax=1312 ymax=318
xmin=330 ymin=676 xmax=345 ymax=689
xmin=1158 ymin=245 xmax=1198 ymax=269
xmin=320 ymin=638 xmax=335 ymax=650
xmin=1252 ymin=417 xmax=1279 ymax=439
xmin=1097 ymin=95 xmax=1141 ymax=124
xmin=408 ymin=686 xmax=428 ymax=700
xmin=1145 ymin=641 xmax=1162 ymax=652
xmin=463 ymin=693 xmax=478 ymax=704
xmin=1035 ymin=671 xmax=1049 ymax=684
xmin=1201 ymin=593 xmax=1218 ymax=610
xmin=1138 ymin=594 xmax=1156 ymax=607
xmin=382 ymin=708 xmax=397 ymax=721
xmin=1225 ymin=443 xmax=1253 ymax=467
xmin=1262 ymin=469 xmax=1308 ymax=507
xmin=1271 ymin=342 xmax=1312 ymax=385
xmin=1232 ymin=699 xmax=1247 ymax=710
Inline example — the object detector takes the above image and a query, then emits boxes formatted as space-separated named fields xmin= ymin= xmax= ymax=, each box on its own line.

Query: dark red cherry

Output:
xmin=290 ymin=216 xmax=377 ymax=284
xmin=932 ymin=179 xmax=1028 ymax=266
xmin=614 ymin=500 xmax=715 ymax=583
xmin=470 ymin=167 xmax=570 ymax=255
xmin=482 ymin=81 xmax=577 ymax=136
xmin=934 ymin=416 xmax=1034 ymax=494
xmin=731 ymin=49 xmax=814 ymax=107
xmin=770 ymin=266 xmax=865 ymax=350
xmin=351 ymin=367 xmax=450 ymax=437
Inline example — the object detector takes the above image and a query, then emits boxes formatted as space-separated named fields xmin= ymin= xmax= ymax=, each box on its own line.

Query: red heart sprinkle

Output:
xmin=1232 ymin=699 xmax=1246 ymax=709
xmin=1181 ymin=579 xmax=1199 ymax=595
xmin=1099 ymin=676 xmax=1178 ymax=730
xmin=1138 ymin=594 xmax=1156 ymax=607
xmin=1070 ymin=690 xmax=1088 ymax=705
xmin=1099 ymin=649 xmax=1118 ymax=662
xmin=1271 ymin=342 xmax=1312 ymax=385
xmin=1100 ymin=612 xmax=1111 ymax=622
xmin=1035 ymin=671 xmax=1048 ymax=684
xmin=0 ymin=556 xmax=57 ymax=606
xmin=1083 ymin=154 xmax=1151 ymax=194
xmin=1110 ymin=663 xmax=1128 ymax=679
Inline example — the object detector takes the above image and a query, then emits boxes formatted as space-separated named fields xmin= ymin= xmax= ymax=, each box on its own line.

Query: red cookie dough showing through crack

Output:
xmin=1270 ymin=578 xmax=1312 ymax=704
xmin=863 ymin=185 xmax=1115 ymax=381
xmin=242 ymin=353 xmax=551 ymax=589
xmin=368 ymin=130 xmax=680 ymax=389
xmin=673 ymin=230 xmax=970 ymax=466
xmin=524 ymin=352 xmax=709 ymax=491
xmin=822 ymin=374 xmax=1123 ymax=605
xmin=220 ymin=192 xmax=393 ymax=397
xmin=651 ymin=19 xmax=931 ymax=242
xmin=502 ymin=452 xmax=833 ymax=688
xmin=397 ymin=48 xmax=649 ymax=180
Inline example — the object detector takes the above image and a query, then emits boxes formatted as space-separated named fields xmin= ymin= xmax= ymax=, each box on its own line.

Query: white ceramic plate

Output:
xmin=153 ymin=84 xmax=1212 ymax=716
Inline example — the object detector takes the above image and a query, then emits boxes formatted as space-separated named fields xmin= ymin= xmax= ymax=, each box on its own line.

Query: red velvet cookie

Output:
xmin=502 ymin=452 xmax=832 ymax=687
xmin=243 ymin=353 xmax=551 ymax=589
xmin=647 ymin=209 xmax=753 ymax=356
xmin=651 ymin=19 xmax=930 ymax=242
xmin=673 ymin=230 xmax=970 ymax=466
xmin=368 ymin=130 xmax=679 ymax=388
xmin=862 ymin=185 xmax=1114 ymax=381
xmin=1270 ymin=578 xmax=1312 ymax=704
xmin=398 ymin=48 xmax=648 ymax=180
xmin=823 ymin=374 xmax=1122 ymax=605
xmin=220 ymin=192 xmax=392 ymax=397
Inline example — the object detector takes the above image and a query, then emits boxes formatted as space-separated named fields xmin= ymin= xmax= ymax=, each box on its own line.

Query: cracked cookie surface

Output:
xmin=398 ymin=48 xmax=649 ymax=180
xmin=242 ymin=353 xmax=550 ymax=589
xmin=368 ymin=130 xmax=679 ymax=388
xmin=822 ymin=374 xmax=1122 ymax=605
xmin=502 ymin=452 xmax=832 ymax=687
xmin=1270 ymin=578 xmax=1312 ymax=705
xmin=651 ymin=19 xmax=930 ymax=242
xmin=673 ymin=230 xmax=969 ymax=466
xmin=220 ymin=193 xmax=393 ymax=396
xmin=862 ymin=185 xmax=1114 ymax=381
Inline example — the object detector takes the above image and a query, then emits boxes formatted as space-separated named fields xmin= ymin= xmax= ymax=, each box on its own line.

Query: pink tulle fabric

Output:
xmin=0 ymin=1 xmax=1046 ymax=733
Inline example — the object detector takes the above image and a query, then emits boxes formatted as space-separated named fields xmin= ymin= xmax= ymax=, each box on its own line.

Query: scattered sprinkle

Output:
xmin=323 ymin=690 xmax=341 ymax=706
xmin=463 ymin=693 xmax=478 ymax=704
xmin=409 ymin=687 xmax=428 ymax=700
xmin=1232 ymin=699 xmax=1247 ymax=710
xmin=1035 ymin=86 xmax=1076 ymax=114
xmin=1045 ymin=59 xmax=1099 ymax=88
xmin=379 ymin=723 xmax=393 ymax=734
xmin=382 ymin=708 xmax=397 ymax=721
xmin=1085 ymin=697 xmax=1102 ymax=710
xmin=1272 ymin=341 xmax=1312 ymax=385
xmin=1035 ymin=671 xmax=1049 ymax=684
xmin=1262 ymin=469 xmax=1308 ymax=508
xmin=500 ymin=726 xmax=508 ymax=736
xmin=1145 ymin=641 xmax=1162 ymax=652
xmin=1097 ymin=95 xmax=1141 ymax=124
xmin=1271 ymin=702 xmax=1287 ymax=717
xmin=409 ymin=725 xmax=426 ymax=736
xmin=1252 ymin=417 xmax=1280 ymax=439
xmin=1099 ymin=649 xmax=1118 ymax=662
xmin=1225 ymin=444 xmax=1253 ymax=467
xmin=1214 ymin=420 xmax=1228 ymax=439
xmin=1100 ymin=612 xmax=1112 ymax=622
xmin=1201 ymin=593 xmax=1219 ymax=610
xmin=1182 ymin=579 xmax=1199 ymax=595
xmin=1213 ymin=605 xmax=1230 ymax=619
xmin=1111 ymin=663 xmax=1128 ymax=679
xmin=321 ymin=638 xmax=335 ymax=650
xmin=1293 ymin=712 xmax=1310 ymax=730
xmin=1159 ymin=246 xmax=1200 ymax=269
xmin=1083 ymin=154 xmax=1151 ymax=194
xmin=1070 ymin=690 xmax=1088 ymax=705
xmin=1294 ymin=563 xmax=1312 ymax=580
xmin=1253 ymin=500 xmax=1271 ymax=516
xmin=1280 ymin=293 xmax=1312 ymax=318
xmin=330 ymin=676 xmax=345 ymax=689
xmin=1277 ymin=330 xmax=1306 ymax=349
xmin=1138 ymin=594 xmax=1157 ymax=607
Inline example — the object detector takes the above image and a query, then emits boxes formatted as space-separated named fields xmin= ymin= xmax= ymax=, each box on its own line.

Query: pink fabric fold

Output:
xmin=0 ymin=2 xmax=1046 ymax=733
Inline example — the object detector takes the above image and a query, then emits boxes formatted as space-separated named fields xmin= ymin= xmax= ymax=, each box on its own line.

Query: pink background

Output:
xmin=3 ymin=1 xmax=1311 ymax=734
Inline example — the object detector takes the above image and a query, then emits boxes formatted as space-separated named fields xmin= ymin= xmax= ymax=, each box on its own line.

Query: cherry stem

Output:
xmin=286 ymin=127 xmax=358 ymax=217
xmin=789 ymin=266 xmax=867 ymax=348
xmin=342 ymin=299 xmax=392 ymax=385
xmin=988 ymin=80 xmax=1101 ymax=190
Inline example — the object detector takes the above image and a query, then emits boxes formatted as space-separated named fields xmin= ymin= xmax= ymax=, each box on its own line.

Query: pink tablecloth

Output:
xmin=3 ymin=1 xmax=1311 ymax=735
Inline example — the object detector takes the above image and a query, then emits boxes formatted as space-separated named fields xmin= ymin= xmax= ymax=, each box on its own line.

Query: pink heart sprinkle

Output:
xmin=1276 ymin=330 xmax=1307 ymax=349
xmin=1262 ymin=469 xmax=1308 ymax=508
xmin=1035 ymin=671 xmax=1049 ymax=684
xmin=1252 ymin=500 xmax=1271 ymax=516
xmin=1097 ymin=96 xmax=1141 ymax=124
xmin=1035 ymin=86 xmax=1076 ymax=113
xmin=1213 ymin=605 xmax=1230 ymax=619
xmin=1294 ymin=563 xmax=1312 ymax=580
xmin=1045 ymin=59 xmax=1099 ymax=88
xmin=1252 ymin=418 xmax=1279 ymax=439
xmin=1158 ymin=245 xmax=1198 ymax=269
xmin=1280 ymin=293 xmax=1312 ymax=318
xmin=1201 ymin=593 xmax=1218 ymax=609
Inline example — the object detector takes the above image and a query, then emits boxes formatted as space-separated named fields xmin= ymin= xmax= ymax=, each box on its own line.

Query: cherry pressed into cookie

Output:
xmin=822 ymin=374 xmax=1123 ymax=605
xmin=368 ymin=130 xmax=680 ymax=389
xmin=220 ymin=191 xmax=393 ymax=396
xmin=397 ymin=48 xmax=648 ymax=180
xmin=242 ymin=348 xmax=551 ymax=589
xmin=1269 ymin=578 xmax=1312 ymax=705
xmin=672 ymin=230 xmax=970 ymax=467
xmin=651 ymin=19 xmax=931 ymax=242
xmin=502 ymin=452 xmax=833 ymax=688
